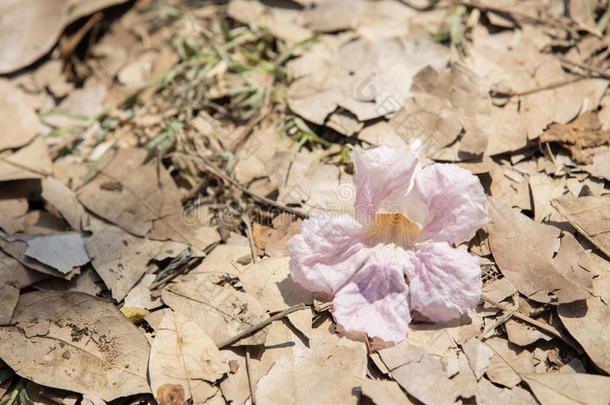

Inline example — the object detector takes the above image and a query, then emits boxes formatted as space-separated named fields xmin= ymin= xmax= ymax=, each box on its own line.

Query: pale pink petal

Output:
xmin=288 ymin=213 xmax=368 ymax=295
xmin=404 ymin=242 xmax=481 ymax=322
xmin=332 ymin=245 xmax=412 ymax=343
xmin=408 ymin=164 xmax=487 ymax=244
xmin=352 ymin=146 xmax=419 ymax=225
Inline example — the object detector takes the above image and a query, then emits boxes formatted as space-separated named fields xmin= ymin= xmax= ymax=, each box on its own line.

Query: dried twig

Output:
xmin=178 ymin=152 xmax=309 ymax=219
xmin=217 ymin=303 xmax=308 ymax=349
xmin=480 ymin=293 xmax=583 ymax=353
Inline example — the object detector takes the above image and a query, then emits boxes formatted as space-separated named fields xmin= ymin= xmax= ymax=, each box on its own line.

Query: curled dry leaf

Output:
xmin=162 ymin=274 xmax=269 ymax=346
xmin=149 ymin=310 xmax=228 ymax=404
xmin=487 ymin=198 xmax=590 ymax=304
xmin=0 ymin=291 xmax=150 ymax=401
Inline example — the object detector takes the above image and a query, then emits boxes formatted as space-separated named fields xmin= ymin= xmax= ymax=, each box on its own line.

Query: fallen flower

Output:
xmin=288 ymin=145 xmax=488 ymax=342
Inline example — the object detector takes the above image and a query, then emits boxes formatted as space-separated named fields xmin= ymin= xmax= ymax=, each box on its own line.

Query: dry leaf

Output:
xmin=287 ymin=34 xmax=448 ymax=124
xmin=0 ymin=0 xmax=128 ymax=74
xmin=85 ymin=218 xmax=165 ymax=302
xmin=0 ymin=137 xmax=53 ymax=182
xmin=255 ymin=329 xmax=367 ymax=405
xmin=558 ymin=258 xmax=610 ymax=374
xmin=476 ymin=376 xmax=537 ymax=405
xmin=0 ymin=291 xmax=150 ymax=401
xmin=25 ymin=233 xmax=90 ymax=274
xmin=0 ymin=285 xmax=19 ymax=325
xmin=41 ymin=177 xmax=88 ymax=231
xmin=78 ymin=148 xmax=181 ymax=236
xmin=389 ymin=352 xmax=459 ymax=404
xmin=484 ymin=337 xmax=534 ymax=388
xmin=0 ymin=249 xmax=44 ymax=288
xmin=505 ymin=319 xmax=554 ymax=347
xmin=239 ymin=257 xmax=312 ymax=338
xmin=0 ymin=80 xmax=46 ymax=151
xmin=551 ymin=196 xmax=610 ymax=259
xmin=162 ymin=275 xmax=269 ymax=346
xmin=461 ymin=338 xmax=495 ymax=380
xmin=524 ymin=372 xmax=610 ymax=405
xmin=149 ymin=310 xmax=228 ymax=404
xmin=0 ymin=234 xmax=81 ymax=280
xmin=487 ymin=198 xmax=589 ymax=303
xmin=357 ymin=378 xmax=413 ymax=405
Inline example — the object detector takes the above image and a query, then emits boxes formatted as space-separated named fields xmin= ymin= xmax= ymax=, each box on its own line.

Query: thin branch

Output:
xmin=217 ymin=303 xmax=308 ymax=349
xmin=480 ymin=293 xmax=583 ymax=353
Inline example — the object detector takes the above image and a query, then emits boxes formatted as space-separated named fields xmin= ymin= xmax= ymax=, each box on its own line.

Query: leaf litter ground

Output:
xmin=0 ymin=0 xmax=609 ymax=404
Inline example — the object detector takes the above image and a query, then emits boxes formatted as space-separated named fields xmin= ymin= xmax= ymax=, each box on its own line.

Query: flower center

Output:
xmin=363 ymin=212 xmax=421 ymax=248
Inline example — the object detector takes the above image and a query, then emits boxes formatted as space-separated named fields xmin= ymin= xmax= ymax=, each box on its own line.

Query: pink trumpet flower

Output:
xmin=288 ymin=146 xmax=488 ymax=343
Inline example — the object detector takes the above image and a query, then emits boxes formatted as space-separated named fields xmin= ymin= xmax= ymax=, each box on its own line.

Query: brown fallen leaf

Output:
xmin=389 ymin=352 xmax=459 ymax=404
xmin=79 ymin=148 xmax=219 ymax=251
xmin=162 ymin=274 xmax=269 ymax=346
xmin=0 ymin=80 xmax=46 ymax=151
xmin=476 ymin=376 xmax=537 ymax=405
xmin=255 ymin=328 xmax=367 ymax=405
xmin=239 ymin=257 xmax=312 ymax=338
xmin=78 ymin=148 xmax=181 ymax=237
xmin=0 ymin=285 xmax=19 ymax=325
xmin=0 ymin=249 xmax=44 ymax=288
xmin=484 ymin=337 xmax=535 ymax=388
xmin=25 ymin=233 xmax=90 ymax=274
xmin=524 ymin=372 xmax=610 ymax=405
xmin=41 ymin=177 xmax=88 ymax=231
xmin=149 ymin=310 xmax=228 ymax=404
xmin=585 ymin=149 xmax=610 ymax=181
xmin=0 ymin=0 xmax=128 ymax=74
xmin=228 ymin=0 xmax=312 ymax=45
xmin=358 ymin=378 xmax=413 ymax=405
xmin=0 ymin=291 xmax=150 ymax=401
xmin=34 ymin=267 xmax=103 ymax=296
xmin=551 ymin=196 xmax=610 ymax=259
xmin=487 ymin=198 xmax=589 ymax=304
xmin=0 ymin=137 xmax=53 ymax=182
xmin=558 ymin=256 xmax=610 ymax=374
xmin=461 ymin=337 xmax=495 ymax=380
xmin=505 ymin=319 xmax=554 ymax=347
xmin=287 ymin=34 xmax=448 ymax=124
xmin=541 ymin=111 xmax=610 ymax=164
xmin=84 ymin=218 xmax=165 ymax=302
xmin=0 ymin=234 xmax=80 ymax=280
xmin=0 ymin=0 xmax=66 ymax=74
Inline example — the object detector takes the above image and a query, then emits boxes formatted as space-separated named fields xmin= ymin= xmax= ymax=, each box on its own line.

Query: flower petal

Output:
xmin=352 ymin=146 xmax=419 ymax=225
xmin=332 ymin=245 xmax=412 ymax=343
xmin=287 ymin=213 xmax=367 ymax=295
xmin=404 ymin=242 xmax=481 ymax=322
xmin=408 ymin=163 xmax=487 ymax=244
